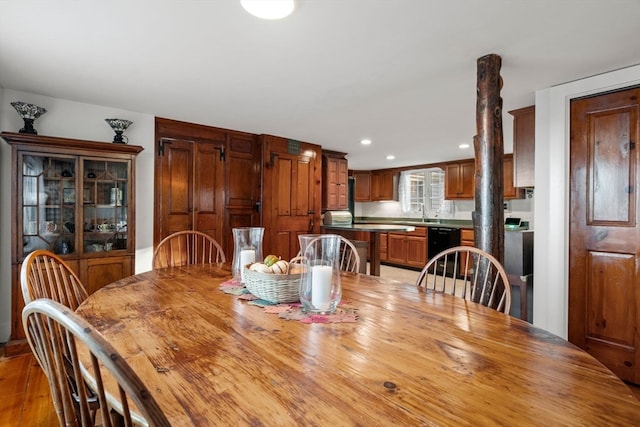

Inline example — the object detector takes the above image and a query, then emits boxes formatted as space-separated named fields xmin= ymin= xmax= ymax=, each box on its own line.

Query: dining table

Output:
xmin=75 ymin=263 xmax=640 ymax=425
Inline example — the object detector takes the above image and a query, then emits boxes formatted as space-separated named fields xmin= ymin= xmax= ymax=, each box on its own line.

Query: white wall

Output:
xmin=0 ymin=89 xmax=157 ymax=342
xmin=533 ymin=64 xmax=640 ymax=338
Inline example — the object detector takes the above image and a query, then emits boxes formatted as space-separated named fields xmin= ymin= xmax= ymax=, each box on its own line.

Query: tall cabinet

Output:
xmin=2 ymin=132 xmax=142 ymax=355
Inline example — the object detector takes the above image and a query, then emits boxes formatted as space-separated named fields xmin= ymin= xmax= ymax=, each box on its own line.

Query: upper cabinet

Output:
xmin=509 ymin=105 xmax=535 ymax=188
xmin=445 ymin=155 xmax=523 ymax=200
xmin=352 ymin=170 xmax=371 ymax=202
xmin=445 ymin=161 xmax=475 ymax=199
xmin=503 ymin=155 xmax=524 ymax=199
xmin=371 ymin=169 xmax=398 ymax=201
xmin=322 ymin=152 xmax=348 ymax=210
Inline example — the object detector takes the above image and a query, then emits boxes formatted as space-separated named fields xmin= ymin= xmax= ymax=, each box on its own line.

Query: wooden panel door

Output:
xmin=156 ymin=138 xmax=224 ymax=245
xmin=569 ymin=86 xmax=640 ymax=384
xmin=224 ymin=132 xmax=261 ymax=253
xmin=261 ymin=135 xmax=321 ymax=260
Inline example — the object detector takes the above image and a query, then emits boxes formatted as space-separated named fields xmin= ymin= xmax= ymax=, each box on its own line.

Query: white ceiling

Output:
xmin=1 ymin=0 xmax=639 ymax=170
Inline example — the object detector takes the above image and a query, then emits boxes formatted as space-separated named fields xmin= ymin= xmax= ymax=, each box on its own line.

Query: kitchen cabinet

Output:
xmin=352 ymin=170 xmax=371 ymax=202
xmin=2 ymin=131 xmax=142 ymax=355
xmin=387 ymin=227 xmax=426 ymax=268
xmin=371 ymin=169 xmax=398 ymax=201
xmin=509 ymin=105 xmax=535 ymax=188
xmin=445 ymin=161 xmax=475 ymax=199
xmin=503 ymin=155 xmax=524 ymax=199
xmin=459 ymin=228 xmax=475 ymax=275
xmin=322 ymin=153 xmax=348 ymax=210
xmin=445 ymin=156 xmax=522 ymax=200
xmin=379 ymin=232 xmax=388 ymax=262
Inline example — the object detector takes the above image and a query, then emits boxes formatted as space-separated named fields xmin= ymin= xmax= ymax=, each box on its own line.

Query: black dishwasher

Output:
xmin=428 ymin=227 xmax=461 ymax=275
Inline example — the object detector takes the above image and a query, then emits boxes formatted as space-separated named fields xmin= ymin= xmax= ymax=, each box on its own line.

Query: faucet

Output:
xmin=421 ymin=203 xmax=427 ymax=222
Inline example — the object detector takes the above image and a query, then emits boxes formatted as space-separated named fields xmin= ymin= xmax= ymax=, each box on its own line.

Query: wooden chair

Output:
xmin=22 ymin=299 xmax=171 ymax=427
xmin=298 ymin=235 xmax=361 ymax=273
xmin=153 ymin=230 xmax=226 ymax=269
xmin=416 ymin=246 xmax=511 ymax=314
xmin=20 ymin=250 xmax=101 ymax=424
xmin=20 ymin=249 xmax=89 ymax=310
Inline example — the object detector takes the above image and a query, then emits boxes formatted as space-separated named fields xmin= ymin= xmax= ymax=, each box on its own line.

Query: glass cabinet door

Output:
xmin=21 ymin=154 xmax=77 ymax=258
xmin=82 ymin=159 xmax=129 ymax=254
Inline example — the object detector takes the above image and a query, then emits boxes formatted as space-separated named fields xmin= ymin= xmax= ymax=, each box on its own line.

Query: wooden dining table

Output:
xmin=75 ymin=263 xmax=640 ymax=425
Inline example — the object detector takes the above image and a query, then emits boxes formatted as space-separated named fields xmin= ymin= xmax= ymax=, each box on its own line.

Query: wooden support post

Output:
xmin=472 ymin=53 xmax=505 ymax=293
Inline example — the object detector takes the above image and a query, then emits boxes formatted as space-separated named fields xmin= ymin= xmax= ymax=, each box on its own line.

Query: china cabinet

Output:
xmin=2 ymin=132 xmax=142 ymax=355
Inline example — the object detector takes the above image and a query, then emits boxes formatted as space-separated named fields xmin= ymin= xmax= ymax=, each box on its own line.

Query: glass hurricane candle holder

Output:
xmin=10 ymin=102 xmax=47 ymax=134
xmin=105 ymin=118 xmax=133 ymax=144
xmin=298 ymin=234 xmax=342 ymax=314
xmin=232 ymin=227 xmax=264 ymax=282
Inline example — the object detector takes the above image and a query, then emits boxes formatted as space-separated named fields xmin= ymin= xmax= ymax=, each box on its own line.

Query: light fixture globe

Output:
xmin=105 ymin=118 xmax=133 ymax=144
xmin=10 ymin=102 xmax=47 ymax=134
xmin=241 ymin=0 xmax=294 ymax=20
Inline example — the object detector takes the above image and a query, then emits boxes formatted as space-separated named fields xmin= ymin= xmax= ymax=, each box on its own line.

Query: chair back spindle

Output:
xmin=416 ymin=246 xmax=511 ymax=314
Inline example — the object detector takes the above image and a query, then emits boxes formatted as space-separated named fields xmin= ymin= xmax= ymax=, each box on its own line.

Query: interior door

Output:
xmin=569 ymin=86 xmax=640 ymax=384
xmin=155 ymin=138 xmax=224 ymax=245
xmin=261 ymin=135 xmax=321 ymax=260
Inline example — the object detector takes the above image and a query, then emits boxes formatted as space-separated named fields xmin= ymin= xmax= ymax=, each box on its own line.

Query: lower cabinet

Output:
xmin=459 ymin=228 xmax=474 ymax=275
xmin=386 ymin=227 xmax=427 ymax=269
xmin=379 ymin=233 xmax=388 ymax=261
xmin=80 ymin=256 xmax=133 ymax=295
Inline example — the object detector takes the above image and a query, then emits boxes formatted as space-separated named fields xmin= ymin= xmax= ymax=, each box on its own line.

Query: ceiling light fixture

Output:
xmin=386 ymin=155 xmax=395 ymax=160
xmin=241 ymin=0 xmax=295 ymax=20
xmin=459 ymin=143 xmax=470 ymax=149
xmin=361 ymin=139 xmax=372 ymax=145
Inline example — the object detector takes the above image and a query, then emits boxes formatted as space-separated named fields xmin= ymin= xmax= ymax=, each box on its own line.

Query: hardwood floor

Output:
xmin=0 ymin=347 xmax=58 ymax=427
xmin=2 ymin=263 xmax=640 ymax=426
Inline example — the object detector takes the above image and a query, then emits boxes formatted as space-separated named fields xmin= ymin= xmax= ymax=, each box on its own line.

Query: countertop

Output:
xmin=321 ymin=223 xmax=416 ymax=232
xmin=350 ymin=218 xmax=531 ymax=232
xmin=352 ymin=217 xmax=473 ymax=229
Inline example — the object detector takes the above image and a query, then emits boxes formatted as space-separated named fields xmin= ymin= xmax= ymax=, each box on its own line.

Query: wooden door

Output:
xmin=261 ymin=135 xmax=321 ymax=260
xmin=569 ymin=86 xmax=640 ymax=384
xmin=156 ymin=138 xmax=224 ymax=245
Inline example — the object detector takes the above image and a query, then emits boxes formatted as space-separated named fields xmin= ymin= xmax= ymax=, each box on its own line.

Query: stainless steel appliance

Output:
xmin=428 ymin=227 xmax=461 ymax=275
xmin=323 ymin=210 xmax=353 ymax=226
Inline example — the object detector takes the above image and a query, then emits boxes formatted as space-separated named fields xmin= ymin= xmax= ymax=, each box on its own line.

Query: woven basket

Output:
xmin=243 ymin=267 xmax=302 ymax=303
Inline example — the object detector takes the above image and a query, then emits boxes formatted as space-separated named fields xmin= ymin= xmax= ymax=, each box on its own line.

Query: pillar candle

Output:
xmin=240 ymin=249 xmax=256 ymax=281
xmin=311 ymin=265 xmax=332 ymax=310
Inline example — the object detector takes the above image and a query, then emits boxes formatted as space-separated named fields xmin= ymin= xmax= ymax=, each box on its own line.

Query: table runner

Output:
xmin=219 ymin=278 xmax=357 ymax=323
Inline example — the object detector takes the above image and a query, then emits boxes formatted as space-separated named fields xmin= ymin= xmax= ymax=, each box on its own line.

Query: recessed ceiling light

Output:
xmin=360 ymin=139 xmax=372 ymax=145
xmin=241 ymin=0 xmax=295 ymax=20
xmin=459 ymin=143 xmax=470 ymax=149
xmin=386 ymin=155 xmax=395 ymax=160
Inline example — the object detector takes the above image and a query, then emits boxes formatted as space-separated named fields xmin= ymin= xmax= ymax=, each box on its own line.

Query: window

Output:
xmin=399 ymin=168 xmax=445 ymax=215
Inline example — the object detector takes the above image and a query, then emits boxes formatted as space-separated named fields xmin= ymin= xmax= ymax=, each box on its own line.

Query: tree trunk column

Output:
xmin=473 ymin=53 xmax=505 ymax=263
